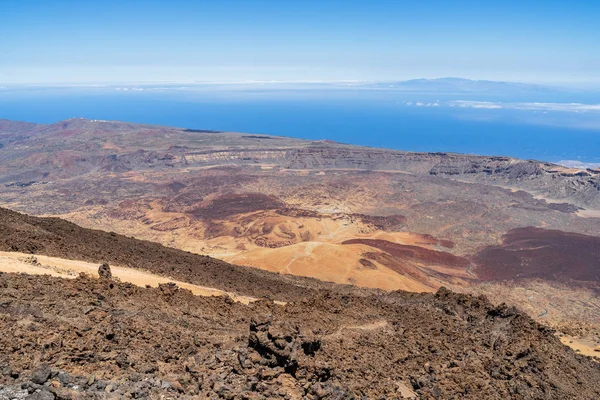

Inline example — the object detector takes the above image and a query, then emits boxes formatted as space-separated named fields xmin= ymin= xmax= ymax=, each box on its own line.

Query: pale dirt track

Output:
xmin=0 ymin=251 xmax=268 ymax=305
xmin=577 ymin=209 xmax=600 ymax=218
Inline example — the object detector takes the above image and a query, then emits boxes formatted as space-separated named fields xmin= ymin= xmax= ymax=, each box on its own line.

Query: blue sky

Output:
xmin=1 ymin=0 xmax=599 ymax=85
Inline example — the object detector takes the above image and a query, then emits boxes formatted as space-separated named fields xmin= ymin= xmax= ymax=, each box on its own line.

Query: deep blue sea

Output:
xmin=2 ymin=86 xmax=600 ymax=163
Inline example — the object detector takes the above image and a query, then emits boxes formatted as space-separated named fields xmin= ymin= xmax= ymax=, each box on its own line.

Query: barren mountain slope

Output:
xmin=0 ymin=206 xmax=341 ymax=301
xmin=1 ymin=119 xmax=599 ymax=290
xmin=2 ymin=271 xmax=600 ymax=399
xmin=1 ymin=118 xmax=600 ymax=339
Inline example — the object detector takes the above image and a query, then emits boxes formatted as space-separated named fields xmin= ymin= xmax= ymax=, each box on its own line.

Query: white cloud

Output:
xmin=406 ymin=101 xmax=438 ymax=107
xmin=451 ymin=101 xmax=503 ymax=109
xmin=450 ymin=100 xmax=600 ymax=112
xmin=557 ymin=160 xmax=600 ymax=169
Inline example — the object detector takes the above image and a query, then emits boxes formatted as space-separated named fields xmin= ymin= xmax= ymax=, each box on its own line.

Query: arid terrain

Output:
xmin=1 ymin=207 xmax=600 ymax=399
xmin=1 ymin=118 xmax=600 ymax=398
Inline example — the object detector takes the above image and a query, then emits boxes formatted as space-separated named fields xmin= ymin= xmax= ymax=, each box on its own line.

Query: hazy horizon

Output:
xmin=2 ymin=77 xmax=599 ymax=93
xmin=2 ymin=1 xmax=600 ymax=85
xmin=0 ymin=76 xmax=585 ymax=85
xmin=2 ymin=1 xmax=599 ymax=164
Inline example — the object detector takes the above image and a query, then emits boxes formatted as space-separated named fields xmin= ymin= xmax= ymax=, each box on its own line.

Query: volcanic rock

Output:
xmin=97 ymin=263 xmax=112 ymax=280
xmin=30 ymin=365 xmax=51 ymax=385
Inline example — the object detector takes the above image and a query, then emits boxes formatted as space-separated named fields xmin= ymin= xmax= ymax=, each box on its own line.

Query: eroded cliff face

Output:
xmin=100 ymin=144 xmax=600 ymax=209
xmin=429 ymin=157 xmax=600 ymax=208
xmin=2 ymin=119 xmax=598 ymax=208
xmin=285 ymin=146 xmax=600 ymax=208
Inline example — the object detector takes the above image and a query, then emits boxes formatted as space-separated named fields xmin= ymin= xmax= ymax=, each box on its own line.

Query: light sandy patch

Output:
xmin=52 ymin=203 xmax=456 ymax=294
xmin=329 ymin=320 xmax=389 ymax=338
xmin=224 ymin=242 xmax=433 ymax=292
xmin=560 ymin=334 xmax=600 ymax=359
xmin=279 ymin=168 xmax=413 ymax=175
xmin=451 ymin=177 xmax=579 ymax=207
xmin=101 ymin=142 xmax=123 ymax=151
xmin=0 ymin=251 xmax=266 ymax=305
xmin=577 ymin=209 xmax=600 ymax=218
xmin=339 ymin=320 xmax=388 ymax=332
xmin=421 ymin=264 xmax=474 ymax=282
xmin=532 ymin=193 xmax=576 ymax=205
xmin=546 ymin=167 xmax=580 ymax=174
xmin=396 ymin=382 xmax=418 ymax=399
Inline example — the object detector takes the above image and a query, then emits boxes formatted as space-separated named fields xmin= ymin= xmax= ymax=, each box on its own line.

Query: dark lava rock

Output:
xmin=25 ymin=389 xmax=55 ymax=400
xmin=97 ymin=263 xmax=112 ymax=280
xmin=248 ymin=317 xmax=300 ymax=374
xmin=2 ymin=256 xmax=600 ymax=399
xmin=31 ymin=365 xmax=51 ymax=385
xmin=158 ymin=282 xmax=178 ymax=296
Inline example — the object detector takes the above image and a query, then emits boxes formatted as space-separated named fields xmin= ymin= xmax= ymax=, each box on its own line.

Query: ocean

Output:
xmin=2 ymin=86 xmax=600 ymax=164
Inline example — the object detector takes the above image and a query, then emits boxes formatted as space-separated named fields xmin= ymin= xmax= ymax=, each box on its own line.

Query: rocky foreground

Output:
xmin=1 ymin=203 xmax=600 ymax=399
xmin=1 ymin=269 xmax=600 ymax=399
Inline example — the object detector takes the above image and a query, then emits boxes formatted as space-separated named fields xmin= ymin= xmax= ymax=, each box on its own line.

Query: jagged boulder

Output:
xmin=248 ymin=317 xmax=300 ymax=374
xmin=158 ymin=282 xmax=178 ymax=296
xmin=247 ymin=316 xmax=323 ymax=380
xmin=97 ymin=263 xmax=112 ymax=280
xmin=31 ymin=364 xmax=51 ymax=385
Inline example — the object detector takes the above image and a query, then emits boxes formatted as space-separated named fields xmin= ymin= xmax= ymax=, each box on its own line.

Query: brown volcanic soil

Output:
xmin=460 ymin=279 xmax=600 ymax=337
xmin=348 ymin=213 xmax=407 ymax=231
xmin=2 ymin=273 xmax=600 ymax=399
xmin=191 ymin=193 xmax=286 ymax=220
xmin=0 ymin=207 xmax=334 ymax=301
xmin=475 ymin=227 xmax=600 ymax=282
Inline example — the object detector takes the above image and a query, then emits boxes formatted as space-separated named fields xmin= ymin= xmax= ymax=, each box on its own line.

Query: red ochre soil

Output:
xmin=474 ymin=227 xmax=600 ymax=283
xmin=342 ymin=239 xmax=469 ymax=269
xmin=191 ymin=193 xmax=286 ymax=220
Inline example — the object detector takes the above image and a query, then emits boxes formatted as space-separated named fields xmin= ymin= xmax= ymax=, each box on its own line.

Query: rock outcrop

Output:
xmin=1 ymin=273 xmax=600 ymax=399
xmin=97 ymin=263 xmax=112 ymax=280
